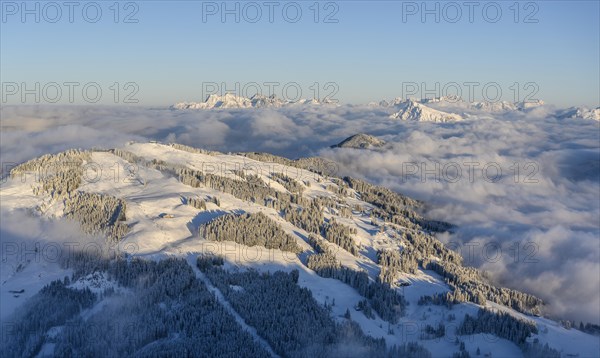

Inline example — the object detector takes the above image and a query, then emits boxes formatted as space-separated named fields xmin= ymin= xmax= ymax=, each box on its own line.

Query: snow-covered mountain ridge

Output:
xmin=1 ymin=142 xmax=598 ymax=357
xmin=389 ymin=100 xmax=464 ymax=122
xmin=172 ymin=93 xmax=338 ymax=110
xmin=171 ymin=95 xmax=598 ymax=125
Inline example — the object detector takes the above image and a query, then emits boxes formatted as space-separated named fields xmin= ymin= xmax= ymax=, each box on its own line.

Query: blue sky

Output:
xmin=1 ymin=0 xmax=599 ymax=106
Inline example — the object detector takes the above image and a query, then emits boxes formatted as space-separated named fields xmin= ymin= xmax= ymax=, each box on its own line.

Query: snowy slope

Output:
xmin=1 ymin=142 xmax=598 ymax=357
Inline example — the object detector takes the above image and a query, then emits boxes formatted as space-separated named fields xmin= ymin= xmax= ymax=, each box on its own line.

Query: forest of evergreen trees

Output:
xmin=458 ymin=308 xmax=537 ymax=345
xmin=282 ymin=200 xmax=324 ymax=234
xmin=54 ymin=258 xmax=270 ymax=357
xmin=236 ymin=151 xmax=338 ymax=178
xmin=323 ymin=218 xmax=359 ymax=256
xmin=1 ymin=280 xmax=96 ymax=357
xmin=1 ymin=254 xmax=273 ymax=357
xmin=10 ymin=150 xmax=130 ymax=242
xmin=271 ymin=172 xmax=305 ymax=194
xmin=458 ymin=308 xmax=561 ymax=358
xmin=15 ymin=247 xmax=425 ymax=357
xmin=343 ymin=176 xmax=453 ymax=233
xmin=169 ymin=142 xmax=220 ymax=156
xmin=10 ymin=149 xmax=90 ymax=198
xmin=197 ymin=255 xmax=430 ymax=358
xmin=377 ymin=248 xmax=419 ymax=286
xmin=305 ymin=248 xmax=407 ymax=323
xmin=422 ymin=260 xmax=543 ymax=315
xmin=201 ymin=212 xmax=302 ymax=253
xmin=64 ymin=192 xmax=129 ymax=242
xmin=387 ymin=342 xmax=432 ymax=358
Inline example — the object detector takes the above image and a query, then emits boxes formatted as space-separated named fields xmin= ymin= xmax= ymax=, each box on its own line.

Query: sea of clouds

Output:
xmin=1 ymin=104 xmax=598 ymax=324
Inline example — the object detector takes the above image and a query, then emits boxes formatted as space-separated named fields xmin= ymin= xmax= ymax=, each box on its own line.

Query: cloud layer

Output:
xmin=1 ymin=104 xmax=598 ymax=323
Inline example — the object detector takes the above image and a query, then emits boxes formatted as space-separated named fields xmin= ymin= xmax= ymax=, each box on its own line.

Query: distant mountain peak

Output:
xmin=555 ymin=106 xmax=600 ymax=121
xmin=515 ymin=99 xmax=545 ymax=110
xmin=389 ymin=100 xmax=463 ymax=122
xmin=331 ymin=133 xmax=387 ymax=149
xmin=420 ymin=95 xmax=464 ymax=104
xmin=471 ymin=101 xmax=517 ymax=112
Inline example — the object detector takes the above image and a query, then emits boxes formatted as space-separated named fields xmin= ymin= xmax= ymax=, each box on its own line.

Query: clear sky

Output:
xmin=1 ymin=0 xmax=599 ymax=106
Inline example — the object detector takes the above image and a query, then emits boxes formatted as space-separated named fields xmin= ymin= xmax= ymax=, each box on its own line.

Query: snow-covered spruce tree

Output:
xmin=337 ymin=204 xmax=353 ymax=218
xmin=377 ymin=248 xmax=419 ymax=285
xmin=323 ymin=218 xmax=359 ymax=256
xmin=282 ymin=200 xmax=324 ymax=234
xmin=521 ymin=340 xmax=561 ymax=358
xmin=307 ymin=251 xmax=342 ymax=277
xmin=169 ymin=142 xmax=219 ymax=155
xmin=421 ymin=323 xmax=446 ymax=340
xmin=196 ymin=254 xmax=225 ymax=271
xmin=307 ymin=234 xmax=336 ymax=255
xmin=313 ymin=195 xmax=353 ymax=218
xmin=418 ymin=293 xmax=455 ymax=308
xmin=458 ymin=308 xmax=537 ymax=346
xmin=271 ymin=171 xmax=305 ymax=194
xmin=64 ymin=192 xmax=129 ymax=242
xmin=230 ymin=169 xmax=267 ymax=187
xmin=579 ymin=322 xmax=600 ymax=335
xmin=357 ymin=299 xmax=375 ymax=319
xmin=387 ymin=342 xmax=432 ymax=358
xmin=330 ymin=178 xmax=350 ymax=196
xmin=186 ymin=196 xmax=207 ymax=210
xmin=201 ymin=212 xmax=302 ymax=253
xmin=452 ymin=347 xmax=471 ymax=358
xmin=110 ymin=148 xmax=145 ymax=164
xmin=404 ymin=231 xmax=463 ymax=265
xmin=458 ymin=311 xmax=559 ymax=357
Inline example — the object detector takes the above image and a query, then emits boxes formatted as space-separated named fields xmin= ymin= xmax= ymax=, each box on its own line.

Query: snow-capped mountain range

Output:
xmin=555 ymin=106 xmax=600 ymax=121
xmin=171 ymin=95 xmax=598 ymax=123
xmin=380 ymin=97 xmax=598 ymax=122
xmin=172 ymin=93 xmax=338 ymax=110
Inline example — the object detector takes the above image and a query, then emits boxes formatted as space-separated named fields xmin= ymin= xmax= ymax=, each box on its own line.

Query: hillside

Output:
xmin=1 ymin=142 xmax=598 ymax=357
xmin=331 ymin=134 xmax=387 ymax=149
